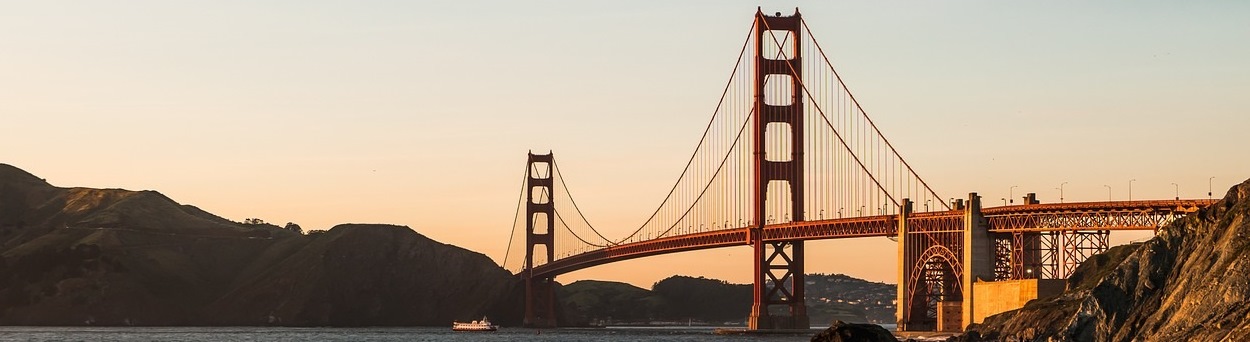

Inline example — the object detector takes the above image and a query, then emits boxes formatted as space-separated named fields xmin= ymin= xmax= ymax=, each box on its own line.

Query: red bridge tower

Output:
xmin=749 ymin=8 xmax=809 ymax=330
xmin=523 ymin=152 xmax=558 ymax=328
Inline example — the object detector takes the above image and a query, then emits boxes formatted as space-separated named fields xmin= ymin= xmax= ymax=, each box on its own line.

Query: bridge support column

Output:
xmin=523 ymin=152 xmax=558 ymax=328
xmin=749 ymin=229 xmax=772 ymax=330
xmin=1010 ymin=232 xmax=1043 ymax=279
xmin=960 ymin=193 xmax=991 ymax=332
xmin=749 ymin=239 xmax=808 ymax=329
xmin=895 ymin=199 xmax=912 ymax=330
xmin=1058 ymin=230 xmax=1110 ymax=278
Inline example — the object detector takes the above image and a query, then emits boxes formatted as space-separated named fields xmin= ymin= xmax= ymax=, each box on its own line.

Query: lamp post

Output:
xmin=1171 ymin=183 xmax=1179 ymax=200
xmin=1058 ymin=182 xmax=1068 ymax=203
xmin=1001 ymin=198 xmax=1007 ymax=206
xmin=1103 ymin=185 xmax=1112 ymax=201
xmin=924 ymin=200 xmax=931 ymax=212
xmin=1009 ymin=185 xmax=1018 ymax=204
xmin=1129 ymin=179 xmax=1136 ymax=201
xmin=1209 ymin=177 xmax=1215 ymax=200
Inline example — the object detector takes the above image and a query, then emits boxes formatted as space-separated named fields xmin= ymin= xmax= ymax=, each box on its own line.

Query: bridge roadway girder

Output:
xmin=984 ymin=201 xmax=1208 ymax=233
xmin=527 ymin=199 xmax=1212 ymax=279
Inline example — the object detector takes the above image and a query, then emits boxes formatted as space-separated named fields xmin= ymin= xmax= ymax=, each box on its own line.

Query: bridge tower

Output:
xmin=748 ymin=8 xmax=809 ymax=330
xmin=523 ymin=152 xmax=558 ymax=328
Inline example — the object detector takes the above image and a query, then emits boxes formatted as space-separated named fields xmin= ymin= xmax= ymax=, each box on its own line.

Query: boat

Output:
xmin=452 ymin=316 xmax=498 ymax=332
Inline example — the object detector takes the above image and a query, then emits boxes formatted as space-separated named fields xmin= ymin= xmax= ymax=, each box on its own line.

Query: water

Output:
xmin=0 ymin=326 xmax=819 ymax=342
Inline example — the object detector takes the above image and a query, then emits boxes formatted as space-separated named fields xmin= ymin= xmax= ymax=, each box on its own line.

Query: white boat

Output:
xmin=452 ymin=316 xmax=498 ymax=331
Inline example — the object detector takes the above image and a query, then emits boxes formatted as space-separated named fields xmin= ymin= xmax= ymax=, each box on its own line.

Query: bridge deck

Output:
xmin=527 ymin=199 xmax=1214 ymax=278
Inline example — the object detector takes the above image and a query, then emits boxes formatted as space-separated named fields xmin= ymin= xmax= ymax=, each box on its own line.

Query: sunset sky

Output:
xmin=3 ymin=1 xmax=1248 ymax=288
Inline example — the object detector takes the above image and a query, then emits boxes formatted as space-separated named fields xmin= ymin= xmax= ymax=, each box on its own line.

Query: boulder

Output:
xmin=811 ymin=320 xmax=897 ymax=342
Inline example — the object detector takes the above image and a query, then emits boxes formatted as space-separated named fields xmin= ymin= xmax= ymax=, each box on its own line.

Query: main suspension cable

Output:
xmin=653 ymin=107 xmax=755 ymax=238
xmin=761 ymin=17 xmax=900 ymax=208
xmin=552 ymin=159 xmax=615 ymax=245
xmin=501 ymin=162 xmax=529 ymax=270
xmin=801 ymin=20 xmax=948 ymax=210
xmin=558 ymin=22 xmax=757 ymax=245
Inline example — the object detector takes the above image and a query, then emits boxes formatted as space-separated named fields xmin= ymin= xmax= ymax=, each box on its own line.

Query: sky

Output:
xmin=2 ymin=1 xmax=1248 ymax=289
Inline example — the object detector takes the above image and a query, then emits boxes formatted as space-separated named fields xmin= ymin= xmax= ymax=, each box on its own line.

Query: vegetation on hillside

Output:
xmin=558 ymin=274 xmax=895 ymax=325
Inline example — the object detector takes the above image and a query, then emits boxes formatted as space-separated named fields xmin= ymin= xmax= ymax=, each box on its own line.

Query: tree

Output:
xmin=283 ymin=222 xmax=303 ymax=235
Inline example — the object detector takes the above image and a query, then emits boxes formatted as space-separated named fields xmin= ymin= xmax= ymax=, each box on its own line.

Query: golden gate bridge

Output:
xmin=500 ymin=8 xmax=1212 ymax=332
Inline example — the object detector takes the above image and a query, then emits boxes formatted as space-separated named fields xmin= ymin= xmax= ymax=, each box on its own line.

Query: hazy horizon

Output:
xmin=3 ymin=1 xmax=1248 ymax=288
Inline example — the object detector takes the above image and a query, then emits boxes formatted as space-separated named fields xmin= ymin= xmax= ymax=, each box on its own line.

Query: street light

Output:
xmin=1171 ymin=183 xmax=1179 ymax=200
xmin=1001 ymin=198 xmax=1007 ymax=206
xmin=1009 ymin=185 xmax=1018 ymax=204
xmin=924 ymin=200 xmax=931 ymax=212
xmin=1058 ymin=182 xmax=1068 ymax=203
xmin=1103 ymin=185 xmax=1112 ymax=201
xmin=1209 ymin=177 xmax=1215 ymax=200
xmin=1129 ymin=179 xmax=1136 ymax=201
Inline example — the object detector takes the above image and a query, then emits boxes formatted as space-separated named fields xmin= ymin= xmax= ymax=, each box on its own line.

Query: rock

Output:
xmin=968 ymin=178 xmax=1250 ymax=341
xmin=943 ymin=330 xmax=993 ymax=342
xmin=811 ymin=320 xmax=897 ymax=342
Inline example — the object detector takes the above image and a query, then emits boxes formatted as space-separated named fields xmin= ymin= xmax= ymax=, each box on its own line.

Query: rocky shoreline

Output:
xmin=948 ymin=179 xmax=1250 ymax=341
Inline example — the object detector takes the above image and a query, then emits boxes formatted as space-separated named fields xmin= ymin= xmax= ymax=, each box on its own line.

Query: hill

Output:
xmin=558 ymin=274 xmax=894 ymax=325
xmin=805 ymin=273 xmax=895 ymax=324
xmin=0 ymin=163 xmax=519 ymax=326
xmin=965 ymin=178 xmax=1250 ymax=341
xmin=559 ymin=280 xmax=656 ymax=323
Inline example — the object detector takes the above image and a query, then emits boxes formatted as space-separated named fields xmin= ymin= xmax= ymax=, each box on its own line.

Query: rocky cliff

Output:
xmin=0 ymin=163 xmax=519 ymax=326
xmin=968 ymin=178 xmax=1250 ymax=341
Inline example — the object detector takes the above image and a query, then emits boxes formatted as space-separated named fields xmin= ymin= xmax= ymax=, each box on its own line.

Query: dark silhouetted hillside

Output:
xmin=0 ymin=163 xmax=519 ymax=326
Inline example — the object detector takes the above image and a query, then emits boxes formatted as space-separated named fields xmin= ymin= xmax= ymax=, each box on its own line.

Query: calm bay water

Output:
xmin=0 ymin=326 xmax=820 ymax=342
